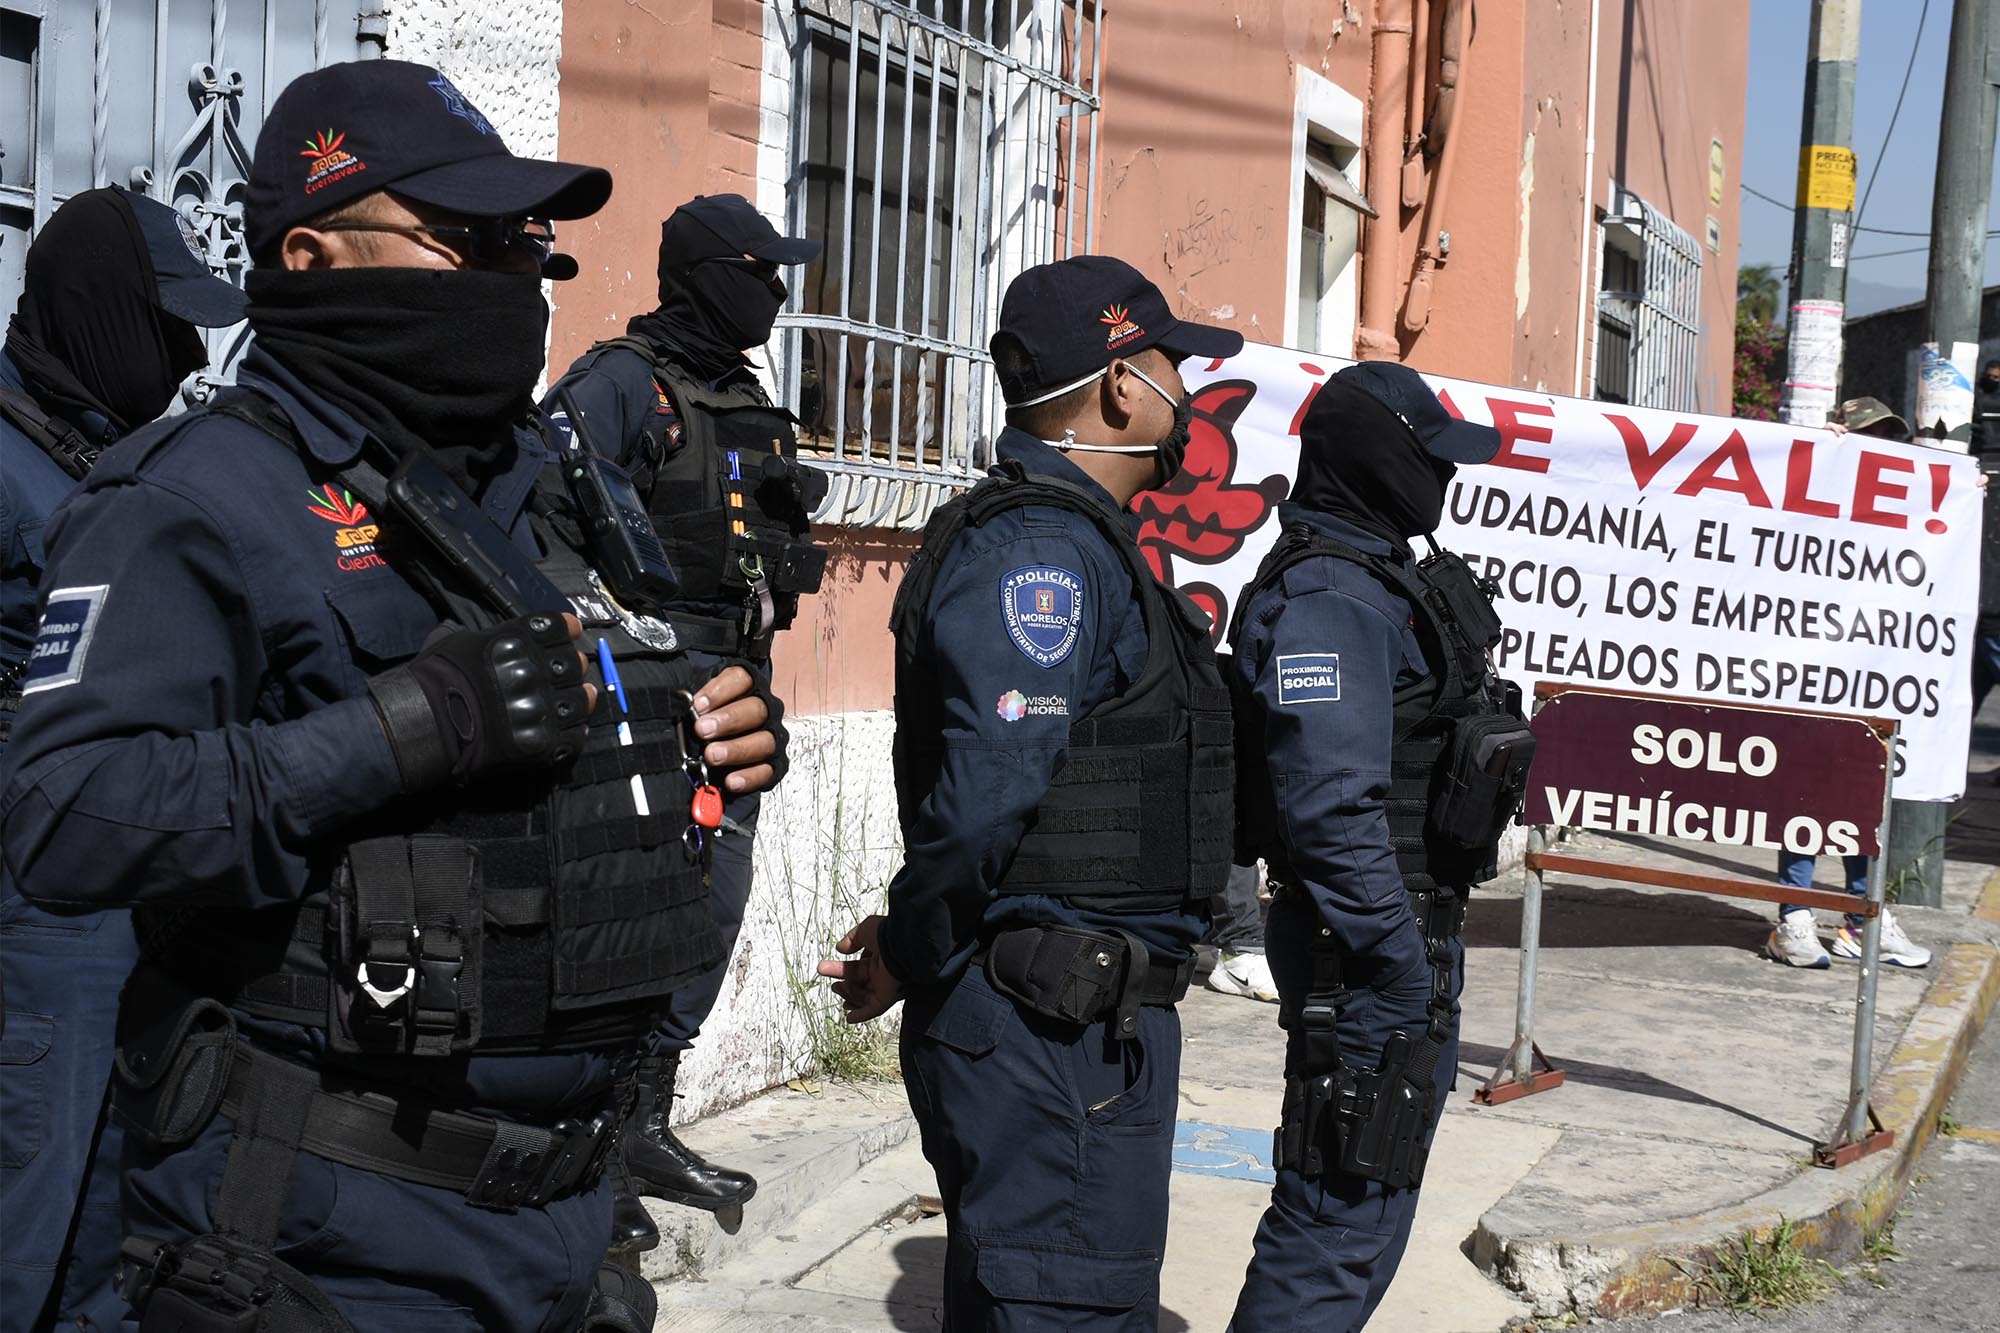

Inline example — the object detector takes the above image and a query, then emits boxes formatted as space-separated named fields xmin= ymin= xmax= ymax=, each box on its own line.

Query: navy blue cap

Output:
xmin=991 ymin=255 xmax=1243 ymax=404
xmin=247 ymin=59 xmax=611 ymax=258
xmin=667 ymin=194 xmax=820 ymax=266
xmin=1333 ymin=361 xmax=1501 ymax=464
xmin=120 ymin=190 xmax=247 ymax=326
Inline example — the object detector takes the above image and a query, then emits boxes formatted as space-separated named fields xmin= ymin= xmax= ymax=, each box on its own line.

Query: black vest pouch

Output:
xmin=110 ymin=970 xmax=238 ymax=1151
xmin=324 ymin=836 xmax=482 ymax=1059
xmin=1428 ymin=709 xmax=1537 ymax=858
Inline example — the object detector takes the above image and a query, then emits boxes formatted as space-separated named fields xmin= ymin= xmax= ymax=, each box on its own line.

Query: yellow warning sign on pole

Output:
xmin=1797 ymin=144 xmax=1857 ymax=211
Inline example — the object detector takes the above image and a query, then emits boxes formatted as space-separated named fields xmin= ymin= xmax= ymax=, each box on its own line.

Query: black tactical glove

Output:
xmin=738 ymin=658 xmax=790 ymax=788
xmin=367 ymin=613 xmax=590 ymax=791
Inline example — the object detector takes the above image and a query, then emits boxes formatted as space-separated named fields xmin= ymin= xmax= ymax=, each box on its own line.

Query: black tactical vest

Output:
xmin=1229 ymin=524 xmax=1526 ymax=894
xmin=891 ymin=463 xmax=1235 ymax=913
xmin=136 ymin=393 xmax=723 ymax=1059
xmin=587 ymin=338 xmax=828 ymax=656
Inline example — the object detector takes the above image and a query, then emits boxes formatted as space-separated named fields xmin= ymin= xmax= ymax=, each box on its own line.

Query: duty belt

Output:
xmin=222 ymin=1044 xmax=615 ymax=1210
xmin=977 ymin=925 xmax=1195 ymax=1041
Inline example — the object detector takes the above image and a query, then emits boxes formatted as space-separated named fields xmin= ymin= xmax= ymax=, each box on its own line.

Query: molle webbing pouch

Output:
xmin=326 ymin=836 xmax=481 ymax=1058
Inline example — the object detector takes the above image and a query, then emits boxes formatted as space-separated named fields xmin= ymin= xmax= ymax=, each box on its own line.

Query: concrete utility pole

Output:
xmin=1888 ymin=0 xmax=2000 ymax=906
xmin=1779 ymin=0 xmax=1861 ymax=428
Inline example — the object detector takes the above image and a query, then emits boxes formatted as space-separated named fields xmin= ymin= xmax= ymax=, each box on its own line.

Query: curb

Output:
xmin=1474 ymin=867 xmax=2000 ymax=1320
xmin=635 ymin=1082 xmax=919 ymax=1285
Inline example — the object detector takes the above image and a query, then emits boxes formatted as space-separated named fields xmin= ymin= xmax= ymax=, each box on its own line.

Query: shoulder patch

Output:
xmin=1000 ymin=565 xmax=1084 ymax=667
xmin=21 ymin=585 xmax=109 ymax=695
xmin=1276 ymin=652 xmax=1341 ymax=705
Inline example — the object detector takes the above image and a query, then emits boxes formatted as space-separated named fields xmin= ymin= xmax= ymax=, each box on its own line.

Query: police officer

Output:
xmin=0 ymin=60 xmax=781 ymax=1331
xmin=1227 ymin=363 xmax=1520 ymax=1330
xmin=0 ymin=186 xmax=245 ymax=1332
xmin=820 ymin=256 xmax=1239 ymax=1329
xmin=543 ymin=195 xmax=825 ymax=1241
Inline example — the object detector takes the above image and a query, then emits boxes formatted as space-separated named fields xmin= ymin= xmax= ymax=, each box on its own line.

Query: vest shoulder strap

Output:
xmin=0 ymin=383 xmax=98 ymax=480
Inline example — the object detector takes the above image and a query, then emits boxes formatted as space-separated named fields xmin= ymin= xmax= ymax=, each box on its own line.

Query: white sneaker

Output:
xmin=1766 ymin=909 xmax=1830 ymax=969
xmin=1205 ymin=950 xmax=1279 ymax=1003
xmin=1832 ymin=910 xmax=1933 ymax=969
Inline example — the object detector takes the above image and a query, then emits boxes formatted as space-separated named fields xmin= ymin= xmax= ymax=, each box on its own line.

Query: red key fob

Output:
xmin=691 ymin=783 xmax=724 ymax=830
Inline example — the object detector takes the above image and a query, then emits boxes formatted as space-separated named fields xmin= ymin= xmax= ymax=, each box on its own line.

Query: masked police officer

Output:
xmin=543 ymin=195 xmax=826 ymax=1244
xmin=0 ymin=185 xmax=246 ymax=1332
xmin=1227 ymin=363 xmax=1526 ymax=1330
xmin=820 ymin=256 xmax=1237 ymax=1330
xmin=0 ymin=60 xmax=781 ymax=1331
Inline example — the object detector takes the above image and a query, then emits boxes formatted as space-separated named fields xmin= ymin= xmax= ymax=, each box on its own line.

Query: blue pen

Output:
xmin=597 ymin=638 xmax=648 ymax=816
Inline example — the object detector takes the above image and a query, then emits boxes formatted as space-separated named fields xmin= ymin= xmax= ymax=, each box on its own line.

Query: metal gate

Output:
xmin=1599 ymin=183 xmax=1703 ymax=414
xmin=777 ymin=0 xmax=1104 ymax=527
xmin=0 ymin=0 xmax=377 ymax=394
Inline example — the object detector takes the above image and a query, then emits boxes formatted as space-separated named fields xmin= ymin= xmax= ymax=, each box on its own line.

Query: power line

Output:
xmin=1849 ymin=237 xmax=2000 ymax=261
xmin=1854 ymin=0 xmax=1930 ymax=233
xmin=1741 ymin=182 xmax=1999 ymax=239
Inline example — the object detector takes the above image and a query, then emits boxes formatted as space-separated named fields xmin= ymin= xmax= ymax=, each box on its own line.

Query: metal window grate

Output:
xmin=778 ymin=0 xmax=1104 ymax=529
xmin=1600 ymin=185 xmax=1703 ymax=413
xmin=0 ymin=0 xmax=371 ymax=400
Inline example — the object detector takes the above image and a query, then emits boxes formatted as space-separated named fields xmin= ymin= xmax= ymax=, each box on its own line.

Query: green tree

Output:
xmin=1733 ymin=307 xmax=1786 ymax=420
xmin=1737 ymin=262 xmax=1783 ymax=326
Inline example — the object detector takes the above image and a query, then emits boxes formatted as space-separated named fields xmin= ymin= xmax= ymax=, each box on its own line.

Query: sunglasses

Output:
xmin=318 ymin=216 xmax=557 ymax=271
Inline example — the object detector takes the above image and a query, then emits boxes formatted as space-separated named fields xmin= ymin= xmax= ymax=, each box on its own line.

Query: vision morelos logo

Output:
xmin=299 ymin=128 xmax=365 ymax=195
xmin=1099 ymin=303 xmax=1145 ymax=350
xmin=995 ymin=689 xmax=1070 ymax=722
xmin=308 ymin=484 xmax=385 ymax=573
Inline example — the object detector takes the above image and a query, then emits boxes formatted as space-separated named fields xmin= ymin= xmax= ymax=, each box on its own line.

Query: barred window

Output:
xmin=1595 ymin=184 xmax=1702 ymax=412
xmin=778 ymin=1 xmax=1104 ymax=527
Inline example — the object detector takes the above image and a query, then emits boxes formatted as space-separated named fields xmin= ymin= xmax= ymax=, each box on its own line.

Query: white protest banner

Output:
xmin=1131 ymin=341 xmax=1982 ymax=801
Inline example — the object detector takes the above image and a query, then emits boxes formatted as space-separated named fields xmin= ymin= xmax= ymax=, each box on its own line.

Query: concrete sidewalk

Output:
xmin=638 ymin=707 xmax=2000 ymax=1329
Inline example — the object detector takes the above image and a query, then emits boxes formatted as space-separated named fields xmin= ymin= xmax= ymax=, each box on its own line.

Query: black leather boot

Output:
xmin=619 ymin=1053 xmax=757 ymax=1211
xmin=606 ymin=1096 xmax=661 ymax=1255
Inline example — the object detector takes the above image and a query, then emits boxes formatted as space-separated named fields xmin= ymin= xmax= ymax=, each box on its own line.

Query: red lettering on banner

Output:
xmin=1782 ymin=439 xmax=1841 ymax=518
xmin=1485 ymin=398 xmax=1555 ymax=474
xmin=1673 ymin=430 xmax=1773 ymax=508
xmin=1852 ymin=450 xmax=1915 ymax=529
xmin=1604 ymin=413 xmax=1695 ymax=489
xmin=1286 ymin=361 xmax=1332 ymax=436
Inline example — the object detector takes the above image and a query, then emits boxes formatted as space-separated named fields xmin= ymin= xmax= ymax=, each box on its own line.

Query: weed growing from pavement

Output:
xmin=1697 ymin=1215 xmax=1839 ymax=1311
xmin=774 ymin=727 xmax=901 ymax=1084
xmin=1854 ymin=1211 xmax=1906 ymax=1287
xmin=1938 ymin=1104 xmax=1962 ymax=1136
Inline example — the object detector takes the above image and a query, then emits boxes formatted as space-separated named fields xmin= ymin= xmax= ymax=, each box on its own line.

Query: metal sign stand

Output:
xmin=1474 ymin=828 xmax=1567 ymax=1106
xmin=1473 ymin=687 xmax=1899 ymax=1169
xmin=1812 ymin=770 xmax=1899 ymax=1168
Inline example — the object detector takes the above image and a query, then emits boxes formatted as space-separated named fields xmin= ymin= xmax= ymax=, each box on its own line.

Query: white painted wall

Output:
xmin=672 ymin=711 xmax=907 ymax=1119
xmin=384 ymin=2 xmax=565 ymax=160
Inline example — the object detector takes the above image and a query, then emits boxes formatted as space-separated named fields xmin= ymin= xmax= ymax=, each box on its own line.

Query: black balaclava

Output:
xmin=4 ymin=188 xmax=209 ymax=433
xmin=245 ymin=267 xmax=549 ymax=495
xmin=631 ymin=213 xmax=784 ymax=381
xmin=1291 ymin=377 xmax=1454 ymax=551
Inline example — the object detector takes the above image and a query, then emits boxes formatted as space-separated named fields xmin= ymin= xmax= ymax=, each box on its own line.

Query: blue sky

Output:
xmin=1740 ymin=0 xmax=2000 ymax=316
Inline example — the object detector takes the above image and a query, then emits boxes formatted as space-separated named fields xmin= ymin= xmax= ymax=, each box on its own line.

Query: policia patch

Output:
xmin=1000 ymin=565 xmax=1084 ymax=667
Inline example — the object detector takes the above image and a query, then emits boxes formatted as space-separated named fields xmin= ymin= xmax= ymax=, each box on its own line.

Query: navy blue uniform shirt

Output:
xmin=882 ymin=428 xmax=1206 ymax=987
xmin=1231 ymin=503 xmax=1432 ymax=984
xmin=0 ymin=346 xmax=608 ymax=1114
xmin=1 ymin=350 xmax=121 ymax=723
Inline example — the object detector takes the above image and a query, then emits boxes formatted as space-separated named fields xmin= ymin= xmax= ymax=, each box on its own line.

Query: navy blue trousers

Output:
xmin=900 ymin=965 xmax=1179 ymax=1331
xmin=645 ymin=790 xmax=759 ymax=1056
xmin=1230 ymin=891 xmax=1464 ymax=1333
xmin=0 ymin=894 xmax=137 ymax=1331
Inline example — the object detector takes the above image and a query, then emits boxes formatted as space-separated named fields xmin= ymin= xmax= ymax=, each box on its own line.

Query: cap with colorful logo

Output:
xmin=245 ymin=59 xmax=612 ymax=259
xmin=990 ymin=255 xmax=1243 ymax=405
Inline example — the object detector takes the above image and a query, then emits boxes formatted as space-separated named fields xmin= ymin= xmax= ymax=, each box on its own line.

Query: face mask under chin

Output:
xmin=1127 ymin=363 xmax=1194 ymax=484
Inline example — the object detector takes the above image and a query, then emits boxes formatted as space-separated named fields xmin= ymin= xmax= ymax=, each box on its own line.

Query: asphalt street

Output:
xmin=1590 ymin=1002 xmax=2000 ymax=1333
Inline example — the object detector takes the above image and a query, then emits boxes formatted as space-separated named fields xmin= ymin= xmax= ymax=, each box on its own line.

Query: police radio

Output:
xmin=552 ymin=390 xmax=679 ymax=611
